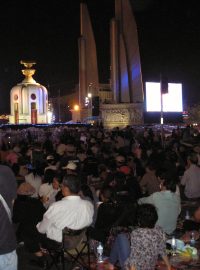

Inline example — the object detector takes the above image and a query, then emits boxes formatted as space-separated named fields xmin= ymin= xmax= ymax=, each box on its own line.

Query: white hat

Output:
xmin=62 ymin=162 xmax=77 ymax=171
xmin=46 ymin=155 xmax=54 ymax=161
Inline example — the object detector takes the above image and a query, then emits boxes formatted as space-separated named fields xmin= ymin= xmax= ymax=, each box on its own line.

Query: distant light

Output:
xmin=74 ymin=105 xmax=80 ymax=111
xmin=88 ymin=93 xmax=92 ymax=98
xmin=47 ymin=111 xmax=53 ymax=124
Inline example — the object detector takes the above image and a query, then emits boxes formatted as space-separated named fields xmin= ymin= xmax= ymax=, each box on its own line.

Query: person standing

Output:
xmin=181 ymin=153 xmax=200 ymax=199
xmin=0 ymin=165 xmax=18 ymax=270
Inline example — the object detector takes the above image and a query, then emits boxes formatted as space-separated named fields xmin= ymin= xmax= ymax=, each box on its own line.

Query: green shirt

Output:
xmin=138 ymin=191 xmax=181 ymax=235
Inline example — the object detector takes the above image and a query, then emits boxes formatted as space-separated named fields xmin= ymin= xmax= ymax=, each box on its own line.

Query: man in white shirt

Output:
xmin=37 ymin=175 xmax=94 ymax=242
xmin=181 ymin=153 xmax=200 ymax=199
xmin=31 ymin=175 xmax=94 ymax=267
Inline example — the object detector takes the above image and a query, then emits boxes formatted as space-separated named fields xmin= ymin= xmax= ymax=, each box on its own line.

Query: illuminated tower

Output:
xmin=9 ymin=61 xmax=48 ymax=124
xmin=110 ymin=0 xmax=144 ymax=103
xmin=78 ymin=3 xmax=99 ymax=109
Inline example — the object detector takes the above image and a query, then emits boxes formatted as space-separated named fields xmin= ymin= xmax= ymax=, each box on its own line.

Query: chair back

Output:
xmin=62 ymin=227 xmax=87 ymax=250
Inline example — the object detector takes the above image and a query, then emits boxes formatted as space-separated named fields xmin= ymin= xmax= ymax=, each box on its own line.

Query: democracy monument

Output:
xmin=78 ymin=0 xmax=144 ymax=128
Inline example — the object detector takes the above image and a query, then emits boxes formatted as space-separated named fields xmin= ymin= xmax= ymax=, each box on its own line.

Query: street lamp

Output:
xmin=74 ymin=104 xmax=80 ymax=111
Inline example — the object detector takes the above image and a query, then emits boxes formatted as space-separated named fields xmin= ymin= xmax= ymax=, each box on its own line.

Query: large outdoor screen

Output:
xmin=145 ymin=82 xmax=183 ymax=112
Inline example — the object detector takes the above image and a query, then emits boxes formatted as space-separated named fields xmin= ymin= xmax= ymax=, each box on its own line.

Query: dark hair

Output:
xmin=62 ymin=175 xmax=81 ymax=194
xmin=188 ymin=152 xmax=198 ymax=165
xmin=12 ymin=163 xmax=20 ymax=176
xmin=146 ymin=161 xmax=157 ymax=171
xmin=100 ymin=186 xmax=116 ymax=202
xmin=137 ymin=204 xmax=158 ymax=228
xmin=44 ymin=169 xmax=56 ymax=184
xmin=81 ymin=184 xmax=94 ymax=201
xmin=161 ymin=172 xmax=177 ymax=192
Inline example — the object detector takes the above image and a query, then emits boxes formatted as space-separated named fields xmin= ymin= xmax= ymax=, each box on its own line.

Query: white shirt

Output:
xmin=25 ymin=172 xmax=42 ymax=198
xmin=37 ymin=195 xmax=94 ymax=242
xmin=181 ymin=164 xmax=200 ymax=198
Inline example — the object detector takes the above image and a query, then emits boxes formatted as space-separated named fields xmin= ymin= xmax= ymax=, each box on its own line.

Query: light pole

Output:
xmin=87 ymin=92 xmax=92 ymax=120
xmin=160 ymin=75 xmax=168 ymax=148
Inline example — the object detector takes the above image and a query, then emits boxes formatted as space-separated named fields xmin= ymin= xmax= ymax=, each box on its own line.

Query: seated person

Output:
xmin=138 ymin=172 xmax=181 ymax=235
xmin=33 ymin=175 xmax=94 ymax=267
xmin=38 ymin=169 xmax=60 ymax=209
xmin=139 ymin=161 xmax=160 ymax=196
xmin=108 ymin=204 xmax=171 ymax=270
xmin=182 ymin=206 xmax=200 ymax=232
xmin=181 ymin=152 xmax=200 ymax=200
xmin=89 ymin=186 xmax=123 ymax=243
xmin=12 ymin=182 xmax=46 ymax=251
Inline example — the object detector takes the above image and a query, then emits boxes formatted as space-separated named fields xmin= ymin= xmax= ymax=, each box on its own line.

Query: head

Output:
xmin=63 ymin=161 xmax=77 ymax=175
xmin=187 ymin=152 xmax=198 ymax=166
xmin=146 ymin=161 xmax=157 ymax=173
xmin=17 ymin=182 xmax=36 ymax=197
xmin=44 ymin=169 xmax=56 ymax=184
xmin=56 ymin=143 xmax=66 ymax=156
xmin=46 ymin=155 xmax=55 ymax=165
xmin=52 ymin=174 xmax=62 ymax=190
xmin=11 ymin=163 xmax=20 ymax=176
xmin=61 ymin=175 xmax=81 ymax=197
xmin=137 ymin=204 xmax=158 ymax=228
xmin=100 ymin=186 xmax=115 ymax=203
xmin=159 ymin=172 xmax=177 ymax=193
xmin=115 ymin=155 xmax=126 ymax=168
xmin=79 ymin=184 xmax=94 ymax=201
xmin=65 ymin=144 xmax=76 ymax=157
xmin=13 ymin=145 xmax=21 ymax=154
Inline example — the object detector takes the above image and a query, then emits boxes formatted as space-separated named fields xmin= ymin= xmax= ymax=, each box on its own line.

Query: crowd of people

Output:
xmin=0 ymin=124 xmax=200 ymax=270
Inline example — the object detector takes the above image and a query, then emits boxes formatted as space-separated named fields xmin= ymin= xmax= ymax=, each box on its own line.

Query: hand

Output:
xmin=42 ymin=196 xmax=49 ymax=203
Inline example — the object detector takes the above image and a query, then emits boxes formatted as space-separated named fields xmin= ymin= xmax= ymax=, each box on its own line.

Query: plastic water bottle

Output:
xmin=185 ymin=210 xmax=190 ymax=220
xmin=171 ymin=236 xmax=176 ymax=255
xmin=97 ymin=242 xmax=104 ymax=263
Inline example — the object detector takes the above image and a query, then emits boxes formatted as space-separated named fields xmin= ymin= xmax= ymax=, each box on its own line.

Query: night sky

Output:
xmin=0 ymin=0 xmax=200 ymax=114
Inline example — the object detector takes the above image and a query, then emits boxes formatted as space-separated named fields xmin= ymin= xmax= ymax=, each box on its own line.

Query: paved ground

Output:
xmin=17 ymin=245 xmax=97 ymax=270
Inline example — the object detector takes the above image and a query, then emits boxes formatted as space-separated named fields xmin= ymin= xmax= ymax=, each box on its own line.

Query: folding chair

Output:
xmin=46 ymin=227 xmax=91 ymax=270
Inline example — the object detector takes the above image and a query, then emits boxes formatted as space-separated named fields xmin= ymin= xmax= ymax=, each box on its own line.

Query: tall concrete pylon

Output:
xmin=110 ymin=0 xmax=144 ymax=104
xmin=78 ymin=3 xmax=99 ymax=109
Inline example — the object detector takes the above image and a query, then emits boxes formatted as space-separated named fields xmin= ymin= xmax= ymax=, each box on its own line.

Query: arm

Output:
xmin=139 ymin=175 xmax=147 ymax=193
xmin=162 ymin=255 xmax=171 ymax=270
xmin=36 ymin=215 xmax=51 ymax=234
xmin=138 ymin=193 xmax=154 ymax=205
xmin=36 ymin=204 xmax=54 ymax=233
xmin=180 ymin=171 xmax=188 ymax=186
